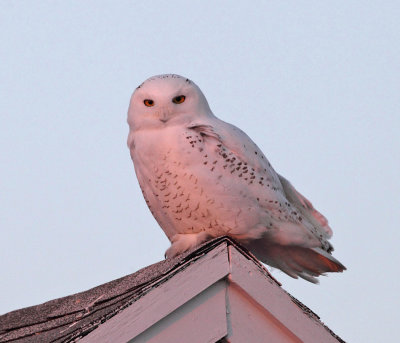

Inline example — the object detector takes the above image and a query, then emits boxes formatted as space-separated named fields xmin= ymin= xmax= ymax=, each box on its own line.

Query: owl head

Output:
xmin=127 ymin=74 xmax=213 ymax=137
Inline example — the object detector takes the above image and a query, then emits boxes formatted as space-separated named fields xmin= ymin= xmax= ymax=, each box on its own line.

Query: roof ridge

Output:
xmin=0 ymin=237 xmax=345 ymax=343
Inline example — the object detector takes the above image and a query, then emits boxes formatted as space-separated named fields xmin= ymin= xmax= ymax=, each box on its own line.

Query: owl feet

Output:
xmin=165 ymin=232 xmax=211 ymax=259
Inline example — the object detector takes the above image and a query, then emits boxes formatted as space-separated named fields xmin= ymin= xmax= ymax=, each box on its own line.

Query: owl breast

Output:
xmin=131 ymin=124 xmax=278 ymax=241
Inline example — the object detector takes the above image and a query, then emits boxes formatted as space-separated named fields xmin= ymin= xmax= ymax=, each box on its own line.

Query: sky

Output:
xmin=1 ymin=1 xmax=399 ymax=342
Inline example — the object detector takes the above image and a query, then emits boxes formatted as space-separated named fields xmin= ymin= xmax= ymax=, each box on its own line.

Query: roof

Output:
xmin=0 ymin=237 xmax=345 ymax=343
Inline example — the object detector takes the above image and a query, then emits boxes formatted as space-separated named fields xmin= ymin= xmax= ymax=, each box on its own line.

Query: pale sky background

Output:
xmin=1 ymin=1 xmax=399 ymax=342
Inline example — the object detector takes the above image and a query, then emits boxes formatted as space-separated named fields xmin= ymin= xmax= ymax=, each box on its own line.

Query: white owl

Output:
xmin=127 ymin=74 xmax=345 ymax=283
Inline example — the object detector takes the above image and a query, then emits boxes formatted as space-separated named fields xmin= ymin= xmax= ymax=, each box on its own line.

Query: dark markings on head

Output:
xmin=138 ymin=74 xmax=185 ymax=89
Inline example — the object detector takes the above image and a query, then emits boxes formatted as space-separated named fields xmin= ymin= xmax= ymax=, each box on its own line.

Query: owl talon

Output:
xmin=165 ymin=232 xmax=211 ymax=259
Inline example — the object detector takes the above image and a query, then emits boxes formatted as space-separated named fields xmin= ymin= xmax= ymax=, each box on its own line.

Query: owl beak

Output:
xmin=159 ymin=108 xmax=170 ymax=123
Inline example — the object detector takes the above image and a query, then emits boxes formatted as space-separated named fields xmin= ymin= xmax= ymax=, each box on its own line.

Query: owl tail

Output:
xmin=247 ymin=241 xmax=346 ymax=284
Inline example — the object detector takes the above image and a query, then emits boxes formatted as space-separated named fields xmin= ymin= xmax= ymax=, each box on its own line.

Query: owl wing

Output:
xmin=188 ymin=118 xmax=332 ymax=246
xmin=188 ymin=119 xmax=345 ymax=282
xmin=188 ymin=120 xmax=282 ymax=187
xmin=277 ymin=174 xmax=333 ymax=239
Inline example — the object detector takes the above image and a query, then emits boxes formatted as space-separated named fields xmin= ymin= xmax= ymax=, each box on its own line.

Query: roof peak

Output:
xmin=0 ymin=237 xmax=345 ymax=343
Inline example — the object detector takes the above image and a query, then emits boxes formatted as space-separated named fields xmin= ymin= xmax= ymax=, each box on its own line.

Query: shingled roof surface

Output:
xmin=0 ymin=237 xmax=345 ymax=343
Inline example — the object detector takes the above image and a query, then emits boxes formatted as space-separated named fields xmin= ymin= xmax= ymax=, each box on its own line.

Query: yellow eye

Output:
xmin=144 ymin=99 xmax=154 ymax=107
xmin=172 ymin=95 xmax=186 ymax=104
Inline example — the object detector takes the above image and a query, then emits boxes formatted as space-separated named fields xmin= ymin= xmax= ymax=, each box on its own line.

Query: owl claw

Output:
xmin=165 ymin=232 xmax=211 ymax=259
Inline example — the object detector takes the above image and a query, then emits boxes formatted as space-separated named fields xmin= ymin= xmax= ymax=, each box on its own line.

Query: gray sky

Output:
xmin=1 ymin=1 xmax=399 ymax=342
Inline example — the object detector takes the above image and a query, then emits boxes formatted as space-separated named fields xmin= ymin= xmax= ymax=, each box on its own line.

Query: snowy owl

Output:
xmin=127 ymin=74 xmax=345 ymax=283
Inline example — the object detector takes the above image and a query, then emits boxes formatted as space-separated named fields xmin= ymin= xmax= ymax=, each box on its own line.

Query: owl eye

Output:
xmin=172 ymin=95 xmax=186 ymax=104
xmin=144 ymin=99 xmax=154 ymax=107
